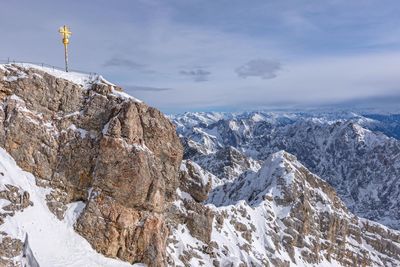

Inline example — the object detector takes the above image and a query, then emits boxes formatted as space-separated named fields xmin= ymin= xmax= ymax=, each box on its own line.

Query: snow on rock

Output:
xmin=21 ymin=234 xmax=40 ymax=267
xmin=173 ymin=110 xmax=400 ymax=230
xmin=179 ymin=160 xmax=213 ymax=202
xmin=0 ymin=64 xmax=183 ymax=266
xmin=169 ymin=150 xmax=400 ymax=266
xmin=0 ymin=63 xmax=142 ymax=102
xmin=0 ymin=148 xmax=144 ymax=267
xmin=63 ymin=201 xmax=86 ymax=228
xmin=110 ymin=87 xmax=141 ymax=102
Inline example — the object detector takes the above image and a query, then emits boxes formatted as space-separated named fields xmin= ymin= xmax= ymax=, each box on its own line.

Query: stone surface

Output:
xmin=179 ymin=160 xmax=212 ymax=202
xmin=0 ymin=64 xmax=183 ymax=266
xmin=0 ymin=184 xmax=32 ymax=224
xmin=0 ymin=234 xmax=23 ymax=267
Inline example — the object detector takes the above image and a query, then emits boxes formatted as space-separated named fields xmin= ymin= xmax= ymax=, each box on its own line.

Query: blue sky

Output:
xmin=2 ymin=0 xmax=400 ymax=113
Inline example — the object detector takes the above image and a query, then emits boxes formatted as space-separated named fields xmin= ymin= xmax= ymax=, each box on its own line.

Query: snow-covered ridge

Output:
xmin=174 ymin=110 xmax=400 ymax=230
xmin=0 ymin=63 xmax=141 ymax=102
xmin=170 ymin=150 xmax=400 ymax=266
xmin=208 ymin=151 xmax=301 ymax=206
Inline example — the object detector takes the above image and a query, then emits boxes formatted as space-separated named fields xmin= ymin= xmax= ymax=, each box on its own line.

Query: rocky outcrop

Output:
xmin=179 ymin=160 xmax=212 ymax=202
xmin=167 ymin=160 xmax=216 ymax=266
xmin=0 ymin=184 xmax=32 ymax=225
xmin=169 ymin=151 xmax=400 ymax=266
xmin=0 ymin=64 xmax=183 ymax=266
xmin=0 ymin=234 xmax=23 ymax=267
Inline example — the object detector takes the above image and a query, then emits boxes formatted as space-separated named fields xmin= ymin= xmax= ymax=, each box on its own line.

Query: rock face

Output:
xmin=191 ymin=146 xmax=261 ymax=181
xmin=169 ymin=151 xmax=400 ymax=266
xmin=0 ymin=64 xmax=182 ymax=266
xmin=179 ymin=160 xmax=212 ymax=202
xmin=167 ymin=161 xmax=215 ymax=266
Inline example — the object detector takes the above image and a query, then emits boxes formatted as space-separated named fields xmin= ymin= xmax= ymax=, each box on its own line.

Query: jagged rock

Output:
xmin=0 ymin=184 xmax=32 ymax=222
xmin=167 ymin=160 xmax=215 ymax=257
xmin=179 ymin=160 xmax=212 ymax=202
xmin=173 ymin=111 xmax=400 ymax=230
xmin=0 ymin=64 xmax=183 ymax=266
xmin=75 ymin=194 xmax=168 ymax=265
xmin=166 ymin=195 xmax=215 ymax=249
xmin=183 ymin=200 xmax=214 ymax=244
xmin=0 ymin=234 xmax=23 ymax=267
xmin=169 ymin=151 xmax=400 ymax=266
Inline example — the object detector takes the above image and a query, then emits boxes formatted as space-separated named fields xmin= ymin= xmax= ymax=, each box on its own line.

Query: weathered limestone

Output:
xmin=179 ymin=160 xmax=212 ymax=202
xmin=0 ymin=234 xmax=23 ymax=267
xmin=0 ymin=65 xmax=183 ymax=266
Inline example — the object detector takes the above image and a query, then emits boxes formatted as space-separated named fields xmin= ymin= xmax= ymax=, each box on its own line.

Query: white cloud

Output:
xmin=235 ymin=59 xmax=281 ymax=79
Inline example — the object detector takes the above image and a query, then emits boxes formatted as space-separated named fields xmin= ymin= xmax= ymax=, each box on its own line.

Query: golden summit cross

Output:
xmin=58 ymin=25 xmax=72 ymax=72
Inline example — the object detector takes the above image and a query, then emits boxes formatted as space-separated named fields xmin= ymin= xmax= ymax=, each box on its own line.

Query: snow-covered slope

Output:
xmin=0 ymin=147 xmax=143 ymax=267
xmin=168 ymin=151 xmax=400 ymax=266
xmin=173 ymin=111 xmax=400 ymax=230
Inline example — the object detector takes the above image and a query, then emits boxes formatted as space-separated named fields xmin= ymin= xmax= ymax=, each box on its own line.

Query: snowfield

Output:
xmin=0 ymin=147 xmax=144 ymax=267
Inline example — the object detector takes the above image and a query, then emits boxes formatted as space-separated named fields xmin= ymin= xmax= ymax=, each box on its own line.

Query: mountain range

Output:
xmin=0 ymin=63 xmax=399 ymax=266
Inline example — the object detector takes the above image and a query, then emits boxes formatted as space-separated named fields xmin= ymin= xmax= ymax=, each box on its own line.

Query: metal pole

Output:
xmin=59 ymin=25 xmax=71 ymax=72
xmin=64 ymin=44 xmax=69 ymax=72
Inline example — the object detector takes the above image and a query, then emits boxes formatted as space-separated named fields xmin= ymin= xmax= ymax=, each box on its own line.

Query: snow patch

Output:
xmin=63 ymin=201 xmax=86 ymax=228
xmin=0 ymin=147 xmax=143 ymax=267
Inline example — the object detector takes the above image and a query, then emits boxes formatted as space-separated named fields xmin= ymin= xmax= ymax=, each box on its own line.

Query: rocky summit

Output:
xmin=0 ymin=64 xmax=182 ymax=267
xmin=0 ymin=64 xmax=400 ymax=267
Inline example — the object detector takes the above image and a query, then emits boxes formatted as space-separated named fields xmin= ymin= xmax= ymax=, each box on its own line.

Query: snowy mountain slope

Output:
xmin=168 ymin=151 xmax=400 ymax=267
xmin=262 ymin=121 xmax=400 ymax=226
xmin=172 ymin=111 xmax=400 ymax=230
xmin=0 ymin=147 xmax=141 ymax=267
xmin=184 ymin=145 xmax=261 ymax=181
xmin=363 ymin=113 xmax=400 ymax=139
